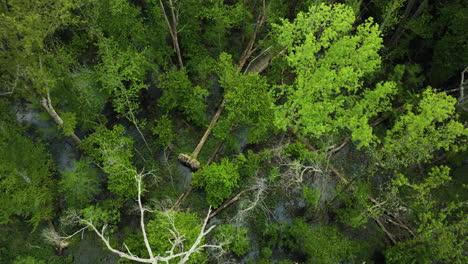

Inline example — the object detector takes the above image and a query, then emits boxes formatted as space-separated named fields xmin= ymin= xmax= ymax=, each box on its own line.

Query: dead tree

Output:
xmin=50 ymin=171 xmax=221 ymax=264
xmin=458 ymin=66 xmax=468 ymax=107
xmin=177 ymin=99 xmax=226 ymax=171
xmin=159 ymin=0 xmax=184 ymax=69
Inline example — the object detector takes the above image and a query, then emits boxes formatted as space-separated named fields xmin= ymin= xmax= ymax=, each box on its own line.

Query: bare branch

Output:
xmin=458 ymin=66 xmax=468 ymax=104
xmin=136 ymin=172 xmax=154 ymax=259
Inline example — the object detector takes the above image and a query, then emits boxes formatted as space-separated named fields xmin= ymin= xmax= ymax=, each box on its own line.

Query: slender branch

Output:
xmin=136 ymin=173 xmax=154 ymax=259
xmin=375 ymin=218 xmax=397 ymax=244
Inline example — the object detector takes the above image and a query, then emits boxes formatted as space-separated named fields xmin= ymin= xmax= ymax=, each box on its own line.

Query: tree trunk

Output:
xmin=41 ymin=95 xmax=81 ymax=145
xmin=159 ymin=0 xmax=184 ymax=69
xmin=388 ymin=0 xmax=427 ymax=47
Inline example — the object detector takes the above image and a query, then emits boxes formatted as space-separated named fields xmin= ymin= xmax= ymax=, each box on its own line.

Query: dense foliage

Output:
xmin=0 ymin=0 xmax=467 ymax=263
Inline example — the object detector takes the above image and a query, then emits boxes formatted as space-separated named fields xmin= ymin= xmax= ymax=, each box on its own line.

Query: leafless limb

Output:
xmin=159 ymin=0 xmax=184 ymax=69
xmin=375 ymin=218 xmax=397 ymax=244
xmin=0 ymin=65 xmax=20 ymax=96
xmin=279 ymin=159 xmax=323 ymax=189
xmin=458 ymin=66 xmax=468 ymax=105
xmin=42 ymin=226 xmax=88 ymax=251
xmin=233 ymin=178 xmax=268 ymax=225
xmin=238 ymin=7 xmax=267 ymax=70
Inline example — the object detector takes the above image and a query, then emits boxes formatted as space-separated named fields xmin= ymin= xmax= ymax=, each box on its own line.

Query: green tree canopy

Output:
xmin=0 ymin=105 xmax=55 ymax=227
xmin=192 ymin=157 xmax=240 ymax=207
xmin=81 ymin=125 xmax=137 ymax=199
xmin=273 ymin=3 xmax=396 ymax=148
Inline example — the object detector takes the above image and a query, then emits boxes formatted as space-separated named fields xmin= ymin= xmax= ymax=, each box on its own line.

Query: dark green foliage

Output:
xmin=287 ymin=219 xmax=361 ymax=264
xmin=302 ymin=186 xmax=320 ymax=209
xmin=0 ymin=221 xmax=72 ymax=264
xmin=0 ymin=114 xmax=56 ymax=227
xmin=59 ymin=159 xmax=100 ymax=208
xmin=214 ymin=225 xmax=250 ymax=256
xmin=0 ymin=1 xmax=467 ymax=263
xmin=384 ymin=166 xmax=468 ymax=263
xmin=158 ymin=68 xmax=208 ymax=125
xmin=283 ymin=142 xmax=320 ymax=162
xmin=336 ymin=180 xmax=374 ymax=228
xmin=80 ymin=203 xmax=121 ymax=232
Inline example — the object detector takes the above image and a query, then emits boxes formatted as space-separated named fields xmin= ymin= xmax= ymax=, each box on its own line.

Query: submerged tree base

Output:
xmin=178 ymin=153 xmax=201 ymax=171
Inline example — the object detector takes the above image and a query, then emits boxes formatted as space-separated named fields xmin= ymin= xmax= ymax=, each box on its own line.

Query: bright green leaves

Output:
xmin=192 ymin=158 xmax=240 ymax=208
xmin=339 ymin=81 xmax=397 ymax=148
xmin=214 ymin=53 xmax=276 ymax=143
xmin=273 ymin=3 xmax=395 ymax=148
xmin=158 ymin=67 xmax=208 ymax=125
xmin=81 ymin=125 xmax=137 ymax=199
xmin=0 ymin=118 xmax=55 ymax=227
xmin=80 ymin=204 xmax=121 ymax=230
xmin=147 ymin=211 xmax=206 ymax=263
xmin=59 ymin=159 xmax=100 ymax=208
xmin=381 ymin=87 xmax=467 ymax=168
xmin=214 ymin=225 xmax=250 ymax=256
xmin=223 ymin=72 xmax=275 ymax=143
xmin=96 ymin=37 xmax=148 ymax=122
xmin=13 ymin=256 xmax=46 ymax=264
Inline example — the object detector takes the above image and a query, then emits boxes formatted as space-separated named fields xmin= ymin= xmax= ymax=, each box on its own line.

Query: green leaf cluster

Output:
xmin=59 ymin=159 xmax=100 ymax=208
xmin=214 ymin=224 xmax=250 ymax=256
xmin=385 ymin=166 xmax=467 ymax=263
xmin=287 ymin=219 xmax=361 ymax=264
xmin=192 ymin=158 xmax=240 ymax=208
xmin=81 ymin=125 xmax=137 ymax=198
xmin=273 ymin=3 xmax=396 ymax=148
xmin=158 ymin=68 xmax=208 ymax=125
xmin=380 ymin=87 xmax=467 ymax=168
xmin=147 ymin=211 xmax=206 ymax=263
xmin=214 ymin=53 xmax=276 ymax=144
xmin=0 ymin=116 xmax=55 ymax=227
xmin=151 ymin=115 xmax=176 ymax=149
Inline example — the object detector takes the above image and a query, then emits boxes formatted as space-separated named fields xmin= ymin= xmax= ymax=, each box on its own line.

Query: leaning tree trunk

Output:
xmin=177 ymin=10 xmax=273 ymax=171
xmin=41 ymin=93 xmax=81 ymax=145
xmin=159 ymin=0 xmax=184 ymax=69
